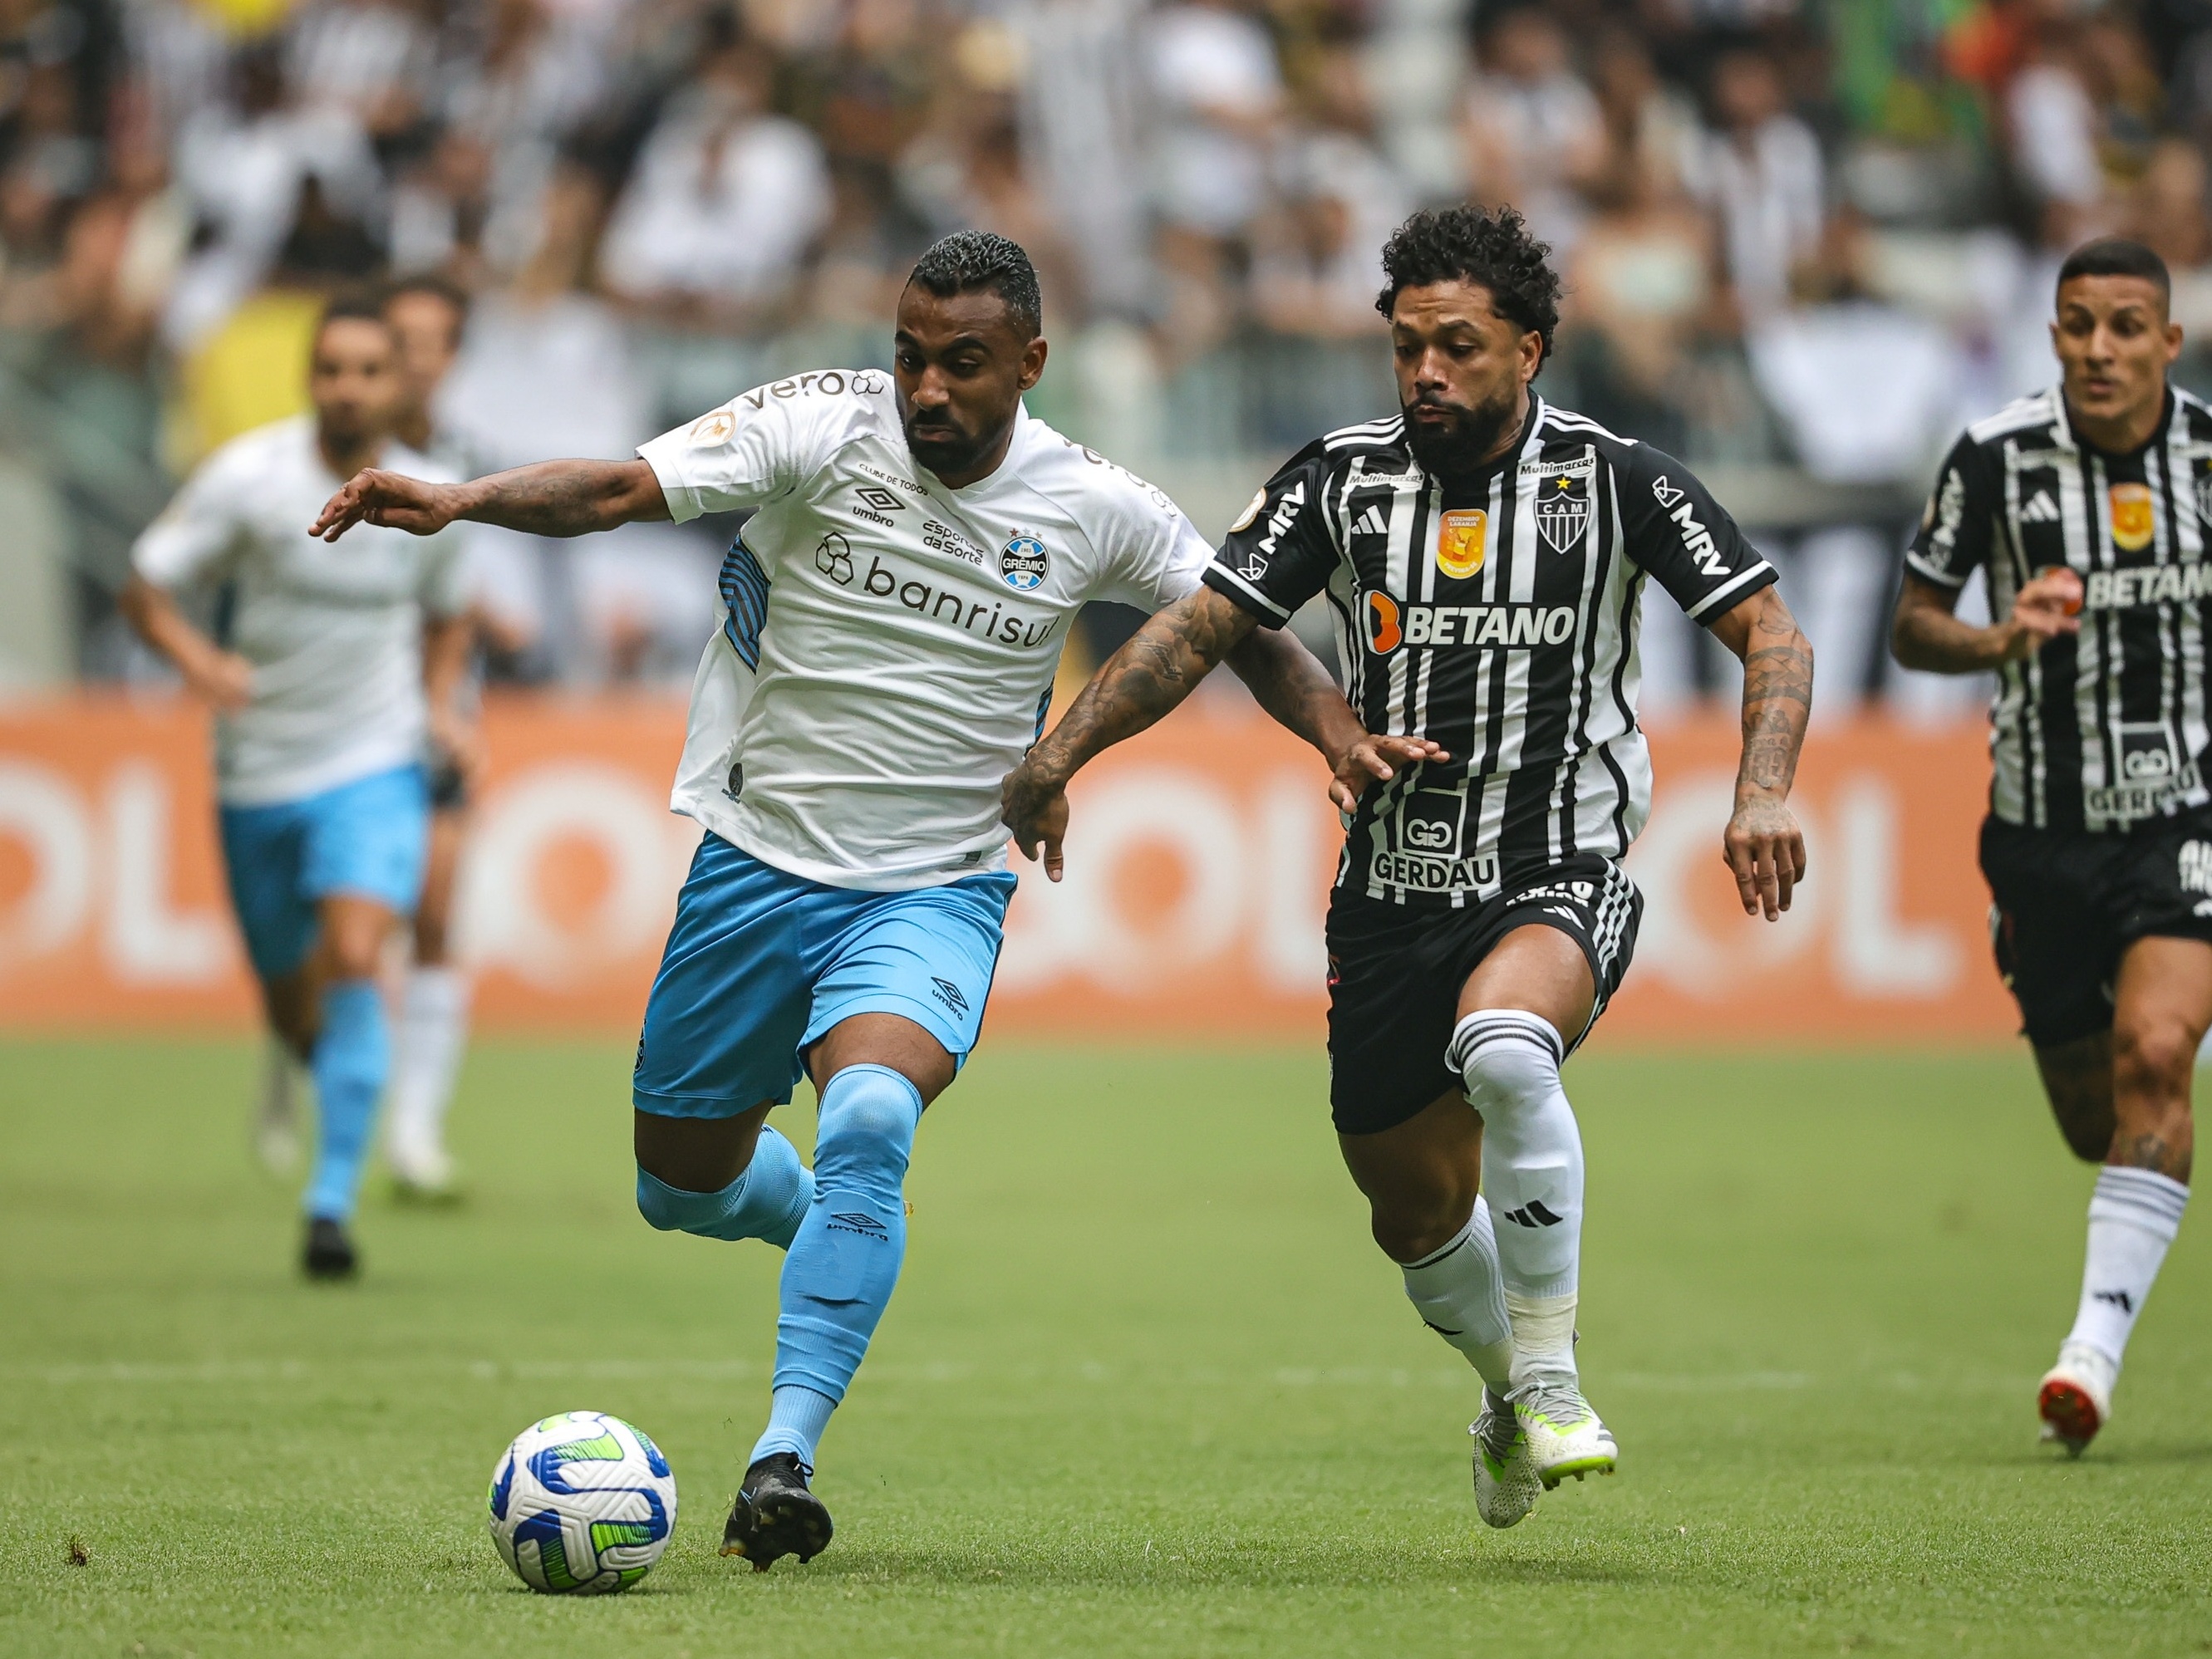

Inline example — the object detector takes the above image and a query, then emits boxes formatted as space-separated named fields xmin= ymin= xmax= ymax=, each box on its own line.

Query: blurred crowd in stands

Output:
xmin=6 ymin=0 xmax=2212 ymax=704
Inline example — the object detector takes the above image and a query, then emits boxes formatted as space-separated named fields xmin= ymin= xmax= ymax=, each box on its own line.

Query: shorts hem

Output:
xmin=633 ymin=1085 xmax=797 ymax=1120
xmin=804 ymin=991 xmax=973 ymax=1063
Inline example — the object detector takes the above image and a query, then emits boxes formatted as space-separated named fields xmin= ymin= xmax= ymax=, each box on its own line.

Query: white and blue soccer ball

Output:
xmin=487 ymin=1411 xmax=677 ymax=1594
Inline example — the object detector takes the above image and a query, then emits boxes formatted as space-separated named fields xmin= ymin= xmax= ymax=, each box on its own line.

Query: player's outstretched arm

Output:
xmin=1222 ymin=628 xmax=1447 ymax=813
xmin=1890 ymin=567 xmax=2082 ymax=672
xmin=1002 ymin=587 xmax=1441 ymax=880
xmin=1708 ymin=584 xmax=1813 ymax=923
xmin=311 ymin=459 xmax=671 ymax=543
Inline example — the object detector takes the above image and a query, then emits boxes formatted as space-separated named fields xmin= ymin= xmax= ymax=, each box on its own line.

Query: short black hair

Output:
xmin=906 ymin=231 xmax=1043 ymax=339
xmin=1376 ymin=204 xmax=1563 ymax=367
xmin=382 ymin=272 xmax=470 ymax=330
xmin=2057 ymin=237 xmax=2170 ymax=308
xmin=316 ymin=290 xmax=395 ymax=341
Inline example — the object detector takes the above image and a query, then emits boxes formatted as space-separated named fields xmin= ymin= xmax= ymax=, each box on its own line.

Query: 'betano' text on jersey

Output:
xmin=1909 ymin=385 xmax=2212 ymax=833
xmin=639 ymin=370 xmax=1212 ymax=891
xmin=1203 ymin=396 xmax=1777 ymax=906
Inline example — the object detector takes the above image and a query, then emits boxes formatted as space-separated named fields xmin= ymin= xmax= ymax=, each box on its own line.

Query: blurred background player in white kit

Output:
xmin=245 ymin=277 xmax=514 ymax=1199
xmin=120 ymin=294 xmax=472 ymax=1276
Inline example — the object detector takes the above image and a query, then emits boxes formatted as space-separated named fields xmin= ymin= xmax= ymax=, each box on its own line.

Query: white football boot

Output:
xmin=1512 ymin=1377 xmax=1618 ymax=1488
xmin=1472 ymin=1387 xmax=1541 ymax=1529
xmin=2037 ymin=1340 xmax=2117 ymax=1458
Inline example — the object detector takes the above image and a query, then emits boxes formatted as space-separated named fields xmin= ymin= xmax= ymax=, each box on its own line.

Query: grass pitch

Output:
xmin=4 ymin=1035 xmax=2209 ymax=1658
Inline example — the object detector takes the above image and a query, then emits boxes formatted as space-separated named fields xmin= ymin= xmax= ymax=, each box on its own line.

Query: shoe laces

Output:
xmin=1512 ymin=1376 xmax=1595 ymax=1431
xmin=1472 ymin=1396 xmax=1520 ymax=1460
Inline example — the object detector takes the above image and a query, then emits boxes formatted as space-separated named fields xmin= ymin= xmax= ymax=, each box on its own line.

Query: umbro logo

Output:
xmin=1502 ymin=1200 xmax=1565 ymax=1228
xmin=856 ymin=486 xmax=907 ymax=513
xmin=930 ymin=977 xmax=969 ymax=1015
xmin=2022 ymin=490 xmax=2060 ymax=523
xmin=828 ymin=1210 xmax=890 ymax=1239
xmin=2092 ymin=1288 xmax=2135 ymax=1313
xmin=1351 ymin=504 xmax=1388 ymax=536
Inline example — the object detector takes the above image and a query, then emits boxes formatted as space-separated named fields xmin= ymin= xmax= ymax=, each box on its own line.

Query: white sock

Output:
xmin=1448 ymin=1009 xmax=1584 ymax=1384
xmin=2065 ymin=1166 xmax=2189 ymax=1367
xmin=258 ymin=1034 xmax=301 ymax=1125
xmin=387 ymin=966 xmax=470 ymax=1175
xmin=1399 ymin=1197 xmax=1514 ymax=1387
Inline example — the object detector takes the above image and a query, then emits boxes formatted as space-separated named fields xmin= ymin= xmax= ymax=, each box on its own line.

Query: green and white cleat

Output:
xmin=2038 ymin=1339 xmax=2116 ymax=1458
xmin=1472 ymin=1386 xmax=1541 ymax=1529
xmin=1512 ymin=1378 xmax=1618 ymax=1488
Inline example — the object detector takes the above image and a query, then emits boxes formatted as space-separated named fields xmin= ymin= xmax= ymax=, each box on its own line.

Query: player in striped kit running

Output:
xmin=1002 ymin=205 xmax=1815 ymax=1527
xmin=1893 ymin=237 xmax=2207 ymax=1455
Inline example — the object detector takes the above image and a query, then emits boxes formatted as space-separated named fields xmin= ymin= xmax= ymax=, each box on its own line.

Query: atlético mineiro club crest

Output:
xmin=1000 ymin=534 xmax=1048 ymax=591
xmin=1535 ymin=474 xmax=1590 ymax=554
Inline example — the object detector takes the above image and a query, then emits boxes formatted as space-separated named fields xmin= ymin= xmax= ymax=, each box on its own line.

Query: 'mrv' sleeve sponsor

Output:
xmin=1903 ymin=431 xmax=1996 ymax=590
xmin=1202 ymin=443 xmax=1339 ymax=626
xmin=637 ymin=371 xmax=863 ymax=523
xmin=132 ymin=444 xmax=248 ymax=590
xmin=1615 ymin=444 xmax=1777 ymax=626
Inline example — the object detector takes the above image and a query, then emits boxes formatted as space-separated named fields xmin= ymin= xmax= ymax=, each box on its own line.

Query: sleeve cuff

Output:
xmin=1202 ymin=564 xmax=1291 ymax=626
xmin=1684 ymin=561 xmax=1778 ymax=625
xmin=1902 ymin=552 xmax=1967 ymax=588
xmin=636 ymin=440 xmax=700 ymax=524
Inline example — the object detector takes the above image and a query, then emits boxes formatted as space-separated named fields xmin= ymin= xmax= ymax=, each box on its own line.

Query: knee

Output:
xmin=1453 ymin=1018 xmax=1561 ymax=1117
xmin=1369 ymin=1185 xmax=1477 ymax=1264
xmin=814 ymin=1066 xmax=923 ymax=1183
xmin=2112 ymin=1018 xmax=2197 ymax=1110
xmin=635 ymin=1166 xmax=693 ymax=1233
xmin=323 ymin=930 xmax=384 ymax=983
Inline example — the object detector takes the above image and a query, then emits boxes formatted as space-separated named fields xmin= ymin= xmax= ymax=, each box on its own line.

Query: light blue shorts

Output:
xmin=632 ymin=833 xmax=1016 ymax=1118
xmin=217 ymin=764 xmax=430 ymax=982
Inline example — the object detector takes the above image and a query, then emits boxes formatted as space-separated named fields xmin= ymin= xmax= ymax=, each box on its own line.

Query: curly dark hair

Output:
xmin=907 ymin=230 xmax=1044 ymax=339
xmin=1375 ymin=205 xmax=1563 ymax=367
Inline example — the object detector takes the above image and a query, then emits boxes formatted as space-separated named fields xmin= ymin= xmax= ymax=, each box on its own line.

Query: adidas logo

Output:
xmin=2022 ymin=490 xmax=2059 ymax=523
xmin=1351 ymin=504 xmax=1388 ymax=536
xmin=2092 ymin=1288 xmax=2135 ymax=1313
xmin=1502 ymin=1200 xmax=1565 ymax=1229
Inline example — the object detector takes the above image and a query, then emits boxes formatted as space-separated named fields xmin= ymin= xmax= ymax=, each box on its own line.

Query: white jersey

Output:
xmin=639 ymin=370 xmax=1213 ymax=891
xmin=133 ymin=415 xmax=468 ymax=806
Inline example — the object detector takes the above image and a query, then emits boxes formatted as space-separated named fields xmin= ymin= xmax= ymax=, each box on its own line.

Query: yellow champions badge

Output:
xmin=1437 ymin=508 xmax=1487 ymax=579
xmin=2110 ymin=482 xmax=2155 ymax=552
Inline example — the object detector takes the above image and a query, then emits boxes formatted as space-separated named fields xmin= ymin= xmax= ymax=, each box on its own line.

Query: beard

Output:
xmin=902 ymin=407 xmax=990 ymax=477
xmin=1401 ymin=385 xmax=1522 ymax=479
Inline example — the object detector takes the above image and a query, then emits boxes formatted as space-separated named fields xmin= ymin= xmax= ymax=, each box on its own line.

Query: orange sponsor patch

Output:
xmin=1437 ymin=508 xmax=1487 ymax=579
xmin=2110 ymin=482 xmax=2154 ymax=552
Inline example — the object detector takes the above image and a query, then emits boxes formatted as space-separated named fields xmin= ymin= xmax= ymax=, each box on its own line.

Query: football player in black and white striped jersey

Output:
xmin=1002 ymin=206 xmax=1814 ymax=1525
xmin=1892 ymin=238 xmax=2207 ymax=1456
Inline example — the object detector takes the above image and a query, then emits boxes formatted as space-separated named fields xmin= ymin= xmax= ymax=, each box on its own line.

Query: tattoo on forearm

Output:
xmin=1033 ymin=593 xmax=1246 ymax=778
xmin=473 ymin=463 xmax=639 ymax=537
xmin=1737 ymin=625 xmax=1813 ymax=798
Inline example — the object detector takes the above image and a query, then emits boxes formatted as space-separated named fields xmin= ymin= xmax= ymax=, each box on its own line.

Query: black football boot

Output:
xmin=302 ymin=1217 xmax=358 ymax=1280
xmin=720 ymin=1453 xmax=833 ymax=1570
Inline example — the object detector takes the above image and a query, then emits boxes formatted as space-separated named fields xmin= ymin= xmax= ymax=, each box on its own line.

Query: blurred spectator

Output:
xmin=1252 ymin=132 xmax=1404 ymax=339
xmin=286 ymin=0 xmax=434 ymax=140
xmin=2007 ymin=18 xmax=2109 ymax=248
xmin=1462 ymin=5 xmax=1605 ymax=258
xmin=1146 ymin=0 xmax=1281 ymax=357
xmin=1685 ymin=47 xmax=1823 ymax=319
xmin=598 ymin=15 xmax=829 ymax=327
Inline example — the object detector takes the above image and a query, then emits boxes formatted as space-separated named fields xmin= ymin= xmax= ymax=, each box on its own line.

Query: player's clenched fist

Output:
xmin=999 ymin=759 xmax=1070 ymax=882
xmin=311 ymin=469 xmax=461 ymax=542
xmin=2002 ymin=565 xmax=2085 ymax=659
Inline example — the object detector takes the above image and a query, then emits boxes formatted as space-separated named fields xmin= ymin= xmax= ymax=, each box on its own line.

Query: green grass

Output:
xmin=4 ymin=1037 xmax=2210 ymax=1657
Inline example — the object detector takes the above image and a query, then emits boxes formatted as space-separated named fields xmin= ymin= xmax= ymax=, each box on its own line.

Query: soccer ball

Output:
xmin=487 ymin=1411 xmax=677 ymax=1593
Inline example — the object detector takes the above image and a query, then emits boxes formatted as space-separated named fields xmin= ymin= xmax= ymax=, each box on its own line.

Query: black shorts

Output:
xmin=427 ymin=753 xmax=469 ymax=813
xmin=1325 ymin=855 xmax=1642 ymax=1136
xmin=1980 ymin=809 xmax=2212 ymax=1047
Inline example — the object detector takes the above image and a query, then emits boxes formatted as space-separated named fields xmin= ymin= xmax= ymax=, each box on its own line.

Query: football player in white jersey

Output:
xmin=311 ymin=232 xmax=1429 ymax=1567
xmin=121 ymin=294 xmax=473 ymax=1279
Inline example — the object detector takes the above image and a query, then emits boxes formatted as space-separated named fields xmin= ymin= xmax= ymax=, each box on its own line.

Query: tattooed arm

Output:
xmin=310 ymin=459 xmax=671 ymax=542
xmin=1001 ymin=586 xmax=1443 ymax=881
xmin=1708 ymin=584 xmax=1814 ymax=921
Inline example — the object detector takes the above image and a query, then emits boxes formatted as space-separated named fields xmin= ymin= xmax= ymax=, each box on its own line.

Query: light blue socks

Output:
xmin=750 ymin=1063 xmax=923 ymax=1468
xmin=304 ymin=979 xmax=388 ymax=1223
xmin=635 ymin=1124 xmax=814 ymax=1249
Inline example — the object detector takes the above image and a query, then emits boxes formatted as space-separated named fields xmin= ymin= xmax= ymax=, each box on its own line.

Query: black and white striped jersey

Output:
xmin=1202 ymin=395 xmax=1777 ymax=906
xmin=1907 ymin=385 xmax=2212 ymax=833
